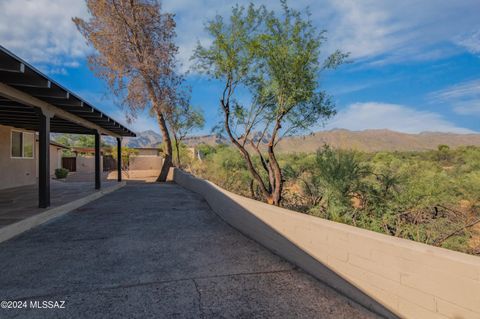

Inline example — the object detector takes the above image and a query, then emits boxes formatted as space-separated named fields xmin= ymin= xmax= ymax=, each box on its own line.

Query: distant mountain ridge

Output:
xmin=123 ymin=130 xmax=163 ymax=148
xmin=123 ymin=129 xmax=480 ymax=152
xmin=122 ymin=131 xmax=230 ymax=148
xmin=275 ymin=129 xmax=480 ymax=152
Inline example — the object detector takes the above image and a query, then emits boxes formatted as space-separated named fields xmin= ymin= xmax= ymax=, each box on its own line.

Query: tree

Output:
xmin=54 ymin=134 xmax=108 ymax=148
xmin=73 ymin=0 xmax=179 ymax=181
xmin=164 ymin=89 xmax=205 ymax=166
xmin=111 ymin=146 xmax=138 ymax=171
xmin=193 ymin=2 xmax=346 ymax=205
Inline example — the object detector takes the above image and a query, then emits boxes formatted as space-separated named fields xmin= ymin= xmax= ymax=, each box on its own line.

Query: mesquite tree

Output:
xmin=193 ymin=2 xmax=346 ymax=205
xmin=73 ymin=0 xmax=179 ymax=181
xmin=164 ymin=89 xmax=205 ymax=166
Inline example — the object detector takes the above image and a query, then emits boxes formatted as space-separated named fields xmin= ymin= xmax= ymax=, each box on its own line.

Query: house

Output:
xmin=0 ymin=45 xmax=135 ymax=207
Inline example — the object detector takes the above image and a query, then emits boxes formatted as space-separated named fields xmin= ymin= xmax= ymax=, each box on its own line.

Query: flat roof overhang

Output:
xmin=0 ymin=46 xmax=136 ymax=137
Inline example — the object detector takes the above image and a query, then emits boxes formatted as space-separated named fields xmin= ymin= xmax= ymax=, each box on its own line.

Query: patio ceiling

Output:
xmin=0 ymin=45 xmax=135 ymax=137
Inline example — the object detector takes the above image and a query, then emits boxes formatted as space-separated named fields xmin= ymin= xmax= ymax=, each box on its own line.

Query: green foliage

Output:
xmin=314 ymin=146 xmax=366 ymax=207
xmin=110 ymin=147 xmax=138 ymax=171
xmin=166 ymin=99 xmax=205 ymax=166
xmin=193 ymin=2 xmax=346 ymax=205
xmin=195 ymin=144 xmax=480 ymax=255
xmin=54 ymin=134 xmax=109 ymax=157
xmin=193 ymin=1 xmax=343 ymax=137
xmin=55 ymin=168 xmax=69 ymax=179
xmin=196 ymin=144 xmax=217 ymax=158
xmin=194 ymin=145 xmax=252 ymax=197
xmin=55 ymin=134 xmax=96 ymax=147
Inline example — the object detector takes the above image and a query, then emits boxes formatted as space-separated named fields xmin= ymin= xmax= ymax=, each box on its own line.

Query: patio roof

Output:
xmin=0 ymin=45 xmax=135 ymax=137
xmin=0 ymin=45 xmax=129 ymax=208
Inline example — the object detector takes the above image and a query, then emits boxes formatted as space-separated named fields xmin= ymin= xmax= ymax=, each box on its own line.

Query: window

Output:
xmin=11 ymin=130 xmax=34 ymax=159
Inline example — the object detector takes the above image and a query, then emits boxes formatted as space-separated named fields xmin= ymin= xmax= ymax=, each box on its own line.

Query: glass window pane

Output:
xmin=23 ymin=132 xmax=34 ymax=158
xmin=11 ymin=131 xmax=22 ymax=157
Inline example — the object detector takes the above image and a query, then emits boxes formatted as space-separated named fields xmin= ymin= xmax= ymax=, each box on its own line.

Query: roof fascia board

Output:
xmin=0 ymin=82 xmax=120 ymax=138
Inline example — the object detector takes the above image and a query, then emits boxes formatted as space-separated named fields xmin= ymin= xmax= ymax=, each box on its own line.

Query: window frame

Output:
xmin=10 ymin=129 xmax=35 ymax=159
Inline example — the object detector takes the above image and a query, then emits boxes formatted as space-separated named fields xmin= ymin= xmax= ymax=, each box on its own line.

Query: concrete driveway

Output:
xmin=0 ymin=182 xmax=377 ymax=318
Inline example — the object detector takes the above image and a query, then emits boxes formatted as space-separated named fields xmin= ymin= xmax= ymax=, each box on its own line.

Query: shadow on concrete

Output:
xmin=172 ymin=169 xmax=399 ymax=319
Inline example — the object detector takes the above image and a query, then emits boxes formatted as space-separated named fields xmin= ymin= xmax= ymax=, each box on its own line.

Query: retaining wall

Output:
xmin=170 ymin=168 xmax=480 ymax=319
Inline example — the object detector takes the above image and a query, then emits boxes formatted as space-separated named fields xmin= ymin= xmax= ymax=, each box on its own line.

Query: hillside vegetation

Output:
xmin=183 ymin=143 xmax=480 ymax=255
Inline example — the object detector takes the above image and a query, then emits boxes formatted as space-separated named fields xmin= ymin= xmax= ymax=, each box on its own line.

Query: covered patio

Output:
xmin=0 ymin=179 xmax=118 ymax=229
xmin=0 ymin=45 xmax=135 ymax=210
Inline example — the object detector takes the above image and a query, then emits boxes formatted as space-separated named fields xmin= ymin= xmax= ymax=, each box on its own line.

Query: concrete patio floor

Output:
xmin=0 ymin=182 xmax=378 ymax=318
xmin=0 ymin=179 xmax=117 ymax=228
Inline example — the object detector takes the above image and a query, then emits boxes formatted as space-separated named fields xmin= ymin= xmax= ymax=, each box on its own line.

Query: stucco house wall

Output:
xmin=49 ymin=145 xmax=63 ymax=175
xmin=0 ymin=124 xmax=37 ymax=190
xmin=34 ymin=143 xmax=64 ymax=177
xmin=0 ymin=124 xmax=67 ymax=190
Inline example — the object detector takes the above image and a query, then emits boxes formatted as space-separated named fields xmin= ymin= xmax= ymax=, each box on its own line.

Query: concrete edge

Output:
xmin=0 ymin=181 xmax=126 ymax=244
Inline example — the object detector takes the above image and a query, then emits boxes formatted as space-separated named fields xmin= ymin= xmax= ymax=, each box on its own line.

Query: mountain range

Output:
xmin=123 ymin=129 xmax=480 ymax=152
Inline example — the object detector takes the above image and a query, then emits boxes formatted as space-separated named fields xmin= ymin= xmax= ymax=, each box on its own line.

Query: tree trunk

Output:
xmin=174 ymin=136 xmax=181 ymax=167
xmin=156 ymin=112 xmax=173 ymax=182
xmin=249 ymin=179 xmax=255 ymax=198
xmin=267 ymin=121 xmax=283 ymax=206
xmin=222 ymin=102 xmax=273 ymax=202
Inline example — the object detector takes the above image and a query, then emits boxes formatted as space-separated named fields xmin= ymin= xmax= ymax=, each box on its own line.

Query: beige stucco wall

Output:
xmin=135 ymin=149 xmax=160 ymax=156
xmin=49 ymin=145 xmax=63 ymax=175
xmin=107 ymin=156 xmax=163 ymax=180
xmin=170 ymin=168 xmax=480 ymax=319
xmin=129 ymin=155 xmax=163 ymax=171
xmin=77 ymin=155 xmax=103 ymax=173
xmin=0 ymin=125 xmax=36 ymax=190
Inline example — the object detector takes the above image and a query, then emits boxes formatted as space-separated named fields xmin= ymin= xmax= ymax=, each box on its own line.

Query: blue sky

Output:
xmin=1 ymin=0 xmax=480 ymax=135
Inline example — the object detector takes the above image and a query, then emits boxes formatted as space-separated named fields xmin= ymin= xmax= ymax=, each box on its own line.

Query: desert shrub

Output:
xmin=55 ymin=168 xmax=69 ymax=179
xmin=196 ymin=145 xmax=253 ymax=197
xmin=194 ymin=144 xmax=480 ymax=255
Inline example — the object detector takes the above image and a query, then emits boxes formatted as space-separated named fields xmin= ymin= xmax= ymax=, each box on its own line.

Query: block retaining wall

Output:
xmin=170 ymin=168 xmax=480 ymax=319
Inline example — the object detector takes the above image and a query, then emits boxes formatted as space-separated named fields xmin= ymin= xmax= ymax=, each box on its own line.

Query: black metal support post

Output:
xmin=39 ymin=112 xmax=50 ymax=208
xmin=95 ymin=131 xmax=101 ymax=190
xmin=116 ymin=137 xmax=122 ymax=182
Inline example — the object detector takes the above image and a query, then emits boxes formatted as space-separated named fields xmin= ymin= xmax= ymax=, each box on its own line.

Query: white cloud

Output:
xmin=324 ymin=102 xmax=475 ymax=134
xmin=456 ymin=30 xmax=480 ymax=55
xmin=430 ymin=79 xmax=480 ymax=102
xmin=166 ymin=0 xmax=480 ymax=70
xmin=1 ymin=0 xmax=479 ymax=74
xmin=453 ymin=101 xmax=480 ymax=116
xmin=327 ymin=0 xmax=480 ymax=63
xmin=0 ymin=0 xmax=90 ymax=73
xmin=429 ymin=79 xmax=480 ymax=116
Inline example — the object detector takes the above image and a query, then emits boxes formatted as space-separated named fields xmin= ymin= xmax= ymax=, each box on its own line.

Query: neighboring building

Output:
xmin=0 ymin=46 xmax=135 ymax=207
xmin=45 ymin=139 xmax=70 ymax=176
